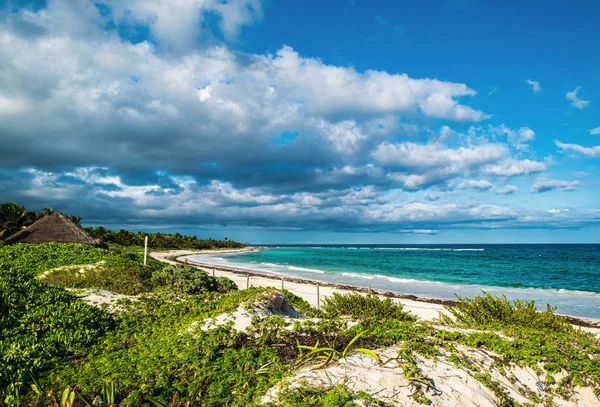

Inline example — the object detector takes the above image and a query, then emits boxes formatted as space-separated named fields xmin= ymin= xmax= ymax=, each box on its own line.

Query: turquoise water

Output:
xmin=189 ymin=244 xmax=600 ymax=319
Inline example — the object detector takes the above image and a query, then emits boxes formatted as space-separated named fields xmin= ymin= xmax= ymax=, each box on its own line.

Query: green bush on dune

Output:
xmin=444 ymin=291 xmax=573 ymax=332
xmin=151 ymin=264 xmax=237 ymax=294
xmin=322 ymin=292 xmax=417 ymax=322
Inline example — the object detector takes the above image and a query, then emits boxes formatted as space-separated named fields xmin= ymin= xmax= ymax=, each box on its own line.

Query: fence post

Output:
xmin=212 ymin=268 xmax=215 ymax=277
xmin=316 ymin=284 xmax=320 ymax=310
xmin=143 ymin=236 xmax=148 ymax=266
xmin=246 ymin=273 xmax=250 ymax=289
xmin=281 ymin=277 xmax=284 ymax=291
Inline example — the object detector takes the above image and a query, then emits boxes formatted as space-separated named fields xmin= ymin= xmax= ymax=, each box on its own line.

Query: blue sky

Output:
xmin=0 ymin=0 xmax=599 ymax=243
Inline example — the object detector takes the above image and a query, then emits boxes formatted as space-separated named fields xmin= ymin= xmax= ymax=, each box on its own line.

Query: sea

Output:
xmin=188 ymin=244 xmax=600 ymax=319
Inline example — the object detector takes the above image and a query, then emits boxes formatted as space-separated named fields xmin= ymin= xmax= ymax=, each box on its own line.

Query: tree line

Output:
xmin=85 ymin=226 xmax=247 ymax=250
xmin=0 ymin=202 xmax=246 ymax=249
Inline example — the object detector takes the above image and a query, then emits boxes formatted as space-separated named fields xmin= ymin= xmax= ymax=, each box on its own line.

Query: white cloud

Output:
xmin=488 ymin=124 xmax=535 ymax=150
xmin=590 ymin=127 xmax=600 ymax=135
xmin=0 ymin=9 xmax=492 ymax=179
xmin=555 ymin=141 xmax=600 ymax=158
xmin=526 ymin=79 xmax=541 ymax=93
xmin=566 ymin=87 xmax=590 ymax=109
xmin=104 ymin=0 xmax=263 ymax=52
xmin=547 ymin=208 xmax=569 ymax=214
xmin=267 ymin=46 xmax=488 ymax=121
xmin=530 ymin=177 xmax=579 ymax=193
xmin=419 ymin=92 xmax=490 ymax=122
xmin=398 ymin=229 xmax=437 ymax=235
xmin=494 ymin=185 xmax=519 ymax=195
xmin=482 ymin=158 xmax=546 ymax=177
xmin=311 ymin=119 xmax=367 ymax=154
xmin=372 ymin=142 xmax=506 ymax=169
xmin=457 ymin=179 xmax=493 ymax=191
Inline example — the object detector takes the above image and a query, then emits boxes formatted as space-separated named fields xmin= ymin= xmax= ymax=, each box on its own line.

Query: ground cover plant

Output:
xmin=0 ymin=243 xmax=239 ymax=405
xmin=2 ymin=243 xmax=600 ymax=406
xmin=262 ymin=384 xmax=392 ymax=406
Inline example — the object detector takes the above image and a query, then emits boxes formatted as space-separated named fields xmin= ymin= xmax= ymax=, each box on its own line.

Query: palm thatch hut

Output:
xmin=4 ymin=212 xmax=108 ymax=248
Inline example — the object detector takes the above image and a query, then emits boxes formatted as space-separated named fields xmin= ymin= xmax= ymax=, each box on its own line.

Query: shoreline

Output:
xmin=151 ymin=249 xmax=600 ymax=331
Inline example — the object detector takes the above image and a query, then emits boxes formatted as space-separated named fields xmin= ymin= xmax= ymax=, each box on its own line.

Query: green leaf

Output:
xmin=352 ymin=348 xmax=380 ymax=364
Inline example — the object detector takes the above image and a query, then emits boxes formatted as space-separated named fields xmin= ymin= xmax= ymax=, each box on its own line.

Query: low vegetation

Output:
xmin=263 ymin=385 xmax=392 ymax=406
xmin=443 ymin=291 xmax=573 ymax=332
xmin=322 ymin=292 xmax=417 ymax=322
xmin=1 ymin=243 xmax=599 ymax=406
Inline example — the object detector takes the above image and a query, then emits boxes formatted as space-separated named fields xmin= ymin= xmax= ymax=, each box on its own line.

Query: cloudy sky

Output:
xmin=1 ymin=0 xmax=599 ymax=243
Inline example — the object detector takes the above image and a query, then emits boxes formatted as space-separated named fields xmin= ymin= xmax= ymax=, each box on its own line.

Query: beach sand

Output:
xmin=151 ymin=249 xmax=600 ymax=335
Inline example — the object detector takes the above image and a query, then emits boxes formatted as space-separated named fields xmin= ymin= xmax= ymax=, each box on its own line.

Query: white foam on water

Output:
xmin=287 ymin=266 xmax=325 ymax=274
xmin=342 ymin=272 xmax=375 ymax=280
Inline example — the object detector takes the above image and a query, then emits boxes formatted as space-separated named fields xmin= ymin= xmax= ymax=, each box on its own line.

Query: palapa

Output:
xmin=4 ymin=212 xmax=108 ymax=248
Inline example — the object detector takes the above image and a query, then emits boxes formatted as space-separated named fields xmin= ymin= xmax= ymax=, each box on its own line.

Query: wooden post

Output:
xmin=281 ymin=277 xmax=284 ymax=290
xmin=246 ymin=273 xmax=250 ymax=289
xmin=316 ymin=284 xmax=320 ymax=310
xmin=212 ymin=268 xmax=215 ymax=277
xmin=143 ymin=236 xmax=148 ymax=266
xmin=368 ymin=286 xmax=371 ymax=295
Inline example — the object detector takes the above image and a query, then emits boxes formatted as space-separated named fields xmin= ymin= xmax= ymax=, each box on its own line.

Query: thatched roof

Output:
xmin=4 ymin=212 xmax=108 ymax=248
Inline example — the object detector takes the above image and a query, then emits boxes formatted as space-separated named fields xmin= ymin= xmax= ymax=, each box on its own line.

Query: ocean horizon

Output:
xmin=190 ymin=243 xmax=600 ymax=320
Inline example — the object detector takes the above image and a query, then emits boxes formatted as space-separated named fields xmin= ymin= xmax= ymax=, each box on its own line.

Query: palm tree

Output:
xmin=69 ymin=214 xmax=82 ymax=226
xmin=0 ymin=203 xmax=27 ymax=239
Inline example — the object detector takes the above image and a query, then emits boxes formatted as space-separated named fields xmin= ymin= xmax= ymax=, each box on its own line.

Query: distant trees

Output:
xmin=0 ymin=203 xmax=38 ymax=239
xmin=85 ymin=227 xmax=247 ymax=250
xmin=0 ymin=202 xmax=246 ymax=249
xmin=0 ymin=203 xmax=26 ymax=238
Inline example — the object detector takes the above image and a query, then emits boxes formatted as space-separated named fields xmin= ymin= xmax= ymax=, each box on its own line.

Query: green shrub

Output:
xmin=282 ymin=289 xmax=321 ymax=317
xmin=150 ymin=265 xmax=236 ymax=294
xmin=0 ymin=267 xmax=114 ymax=398
xmin=39 ymin=264 xmax=151 ymax=295
xmin=322 ymin=292 xmax=416 ymax=322
xmin=444 ymin=291 xmax=573 ymax=332
xmin=215 ymin=276 xmax=238 ymax=293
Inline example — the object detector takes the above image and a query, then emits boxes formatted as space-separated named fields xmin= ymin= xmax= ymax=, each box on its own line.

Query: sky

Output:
xmin=0 ymin=0 xmax=599 ymax=244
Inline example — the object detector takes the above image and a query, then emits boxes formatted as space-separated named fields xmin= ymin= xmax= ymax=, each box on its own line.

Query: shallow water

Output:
xmin=189 ymin=244 xmax=600 ymax=319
